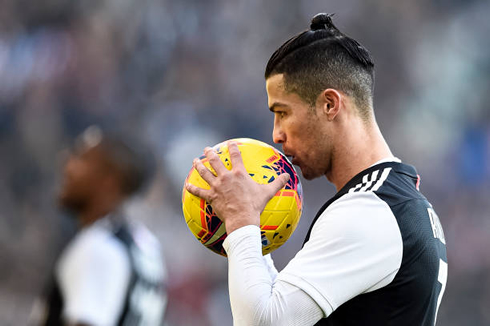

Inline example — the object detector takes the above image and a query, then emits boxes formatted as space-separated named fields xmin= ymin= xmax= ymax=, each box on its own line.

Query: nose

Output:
xmin=272 ymin=118 xmax=286 ymax=144
xmin=63 ymin=158 xmax=74 ymax=177
xmin=63 ymin=155 xmax=80 ymax=177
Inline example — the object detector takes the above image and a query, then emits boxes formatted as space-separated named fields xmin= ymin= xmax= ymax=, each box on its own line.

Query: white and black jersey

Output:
xmin=220 ymin=160 xmax=447 ymax=325
xmin=303 ymin=161 xmax=448 ymax=326
xmin=40 ymin=217 xmax=167 ymax=326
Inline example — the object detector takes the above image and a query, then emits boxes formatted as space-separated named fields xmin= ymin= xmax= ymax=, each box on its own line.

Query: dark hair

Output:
xmin=98 ymin=136 xmax=156 ymax=196
xmin=77 ymin=126 xmax=156 ymax=196
xmin=265 ymin=13 xmax=375 ymax=118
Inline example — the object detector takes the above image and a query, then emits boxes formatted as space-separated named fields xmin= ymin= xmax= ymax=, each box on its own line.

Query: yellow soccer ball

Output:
xmin=182 ymin=138 xmax=303 ymax=256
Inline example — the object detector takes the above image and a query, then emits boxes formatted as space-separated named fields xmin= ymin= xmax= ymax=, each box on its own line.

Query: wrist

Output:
xmin=223 ymin=224 xmax=261 ymax=254
xmin=225 ymin=214 xmax=260 ymax=235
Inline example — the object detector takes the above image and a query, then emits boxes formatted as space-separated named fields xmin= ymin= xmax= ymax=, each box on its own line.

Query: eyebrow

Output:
xmin=269 ymin=102 xmax=288 ymax=112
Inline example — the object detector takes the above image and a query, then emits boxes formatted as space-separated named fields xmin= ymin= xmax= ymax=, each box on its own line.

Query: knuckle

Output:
xmin=208 ymin=193 xmax=218 ymax=203
xmin=209 ymin=154 xmax=220 ymax=164
xmin=232 ymin=169 xmax=246 ymax=179
xmin=196 ymin=165 xmax=206 ymax=176
xmin=195 ymin=160 xmax=204 ymax=170
xmin=221 ymin=172 xmax=232 ymax=181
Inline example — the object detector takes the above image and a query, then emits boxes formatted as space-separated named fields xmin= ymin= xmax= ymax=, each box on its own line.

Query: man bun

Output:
xmin=310 ymin=13 xmax=337 ymax=32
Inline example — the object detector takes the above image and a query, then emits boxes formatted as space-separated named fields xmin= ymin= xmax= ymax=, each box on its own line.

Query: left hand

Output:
xmin=185 ymin=141 xmax=290 ymax=234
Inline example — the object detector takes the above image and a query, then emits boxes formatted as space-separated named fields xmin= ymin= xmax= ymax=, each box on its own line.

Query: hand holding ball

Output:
xmin=182 ymin=138 xmax=303 ymax=256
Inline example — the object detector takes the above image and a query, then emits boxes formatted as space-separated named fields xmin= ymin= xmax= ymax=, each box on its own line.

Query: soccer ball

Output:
xmin=182 ymin=138 xmax=303 ymax=256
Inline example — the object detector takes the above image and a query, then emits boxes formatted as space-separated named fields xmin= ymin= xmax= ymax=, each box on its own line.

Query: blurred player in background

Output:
xmin=187 ymin=13 xmax=447 ymax=325
xmin=36 ymin=126 xmax=167 ymax=326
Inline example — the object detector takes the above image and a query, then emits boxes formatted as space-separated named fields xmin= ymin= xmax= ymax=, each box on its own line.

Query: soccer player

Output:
xmin=38 ymin=127 xmax=167 ymax=326
xmin=186 ymin=13 xmax=448 ymax=325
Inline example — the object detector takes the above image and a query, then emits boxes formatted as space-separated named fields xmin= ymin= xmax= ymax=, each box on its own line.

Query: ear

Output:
xmin=101 ymin=172 xmax=123 ymax=194
xmin=318 ymin=89 xmax=342 ymax=121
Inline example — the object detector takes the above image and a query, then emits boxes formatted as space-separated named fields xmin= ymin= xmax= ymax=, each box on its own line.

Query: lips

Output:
xmin=283 ymin=149 xmax=295 ymax=164
xmin=292 ymin=157 xmax=300 ymax=167
xmin=286 ymin=154 xmax=299 ymax=167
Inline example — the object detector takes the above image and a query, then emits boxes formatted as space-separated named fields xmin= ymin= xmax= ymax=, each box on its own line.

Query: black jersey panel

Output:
xmin=308 ymin=162 xmax=447 ymax=326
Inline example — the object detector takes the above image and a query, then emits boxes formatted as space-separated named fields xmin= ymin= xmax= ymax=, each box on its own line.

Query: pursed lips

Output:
xmin=283 ymin=150 xmax=299 ymax=167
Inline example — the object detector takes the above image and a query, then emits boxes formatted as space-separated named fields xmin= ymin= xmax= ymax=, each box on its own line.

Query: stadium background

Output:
xmin=0 ymin=0 xmax=489 ymax=325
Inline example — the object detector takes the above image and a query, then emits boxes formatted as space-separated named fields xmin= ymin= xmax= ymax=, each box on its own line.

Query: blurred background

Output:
xmin=0 ymin=0 xmax=489 ymax=325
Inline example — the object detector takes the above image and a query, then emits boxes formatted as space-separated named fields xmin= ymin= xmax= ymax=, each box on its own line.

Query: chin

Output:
xmin=300 ymin=167 xmax=322 ymax=181
xmin=302 ymin=173 xmax=315 ymax=180
xmin=59 ymin=194 xmax=85 ymax=213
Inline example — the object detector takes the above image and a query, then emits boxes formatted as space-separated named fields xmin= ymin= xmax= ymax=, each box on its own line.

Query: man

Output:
xmin=39 ymin=126 xmax=167 ymax=326
xmin=186 ymin=13 xmax=447 ymax=325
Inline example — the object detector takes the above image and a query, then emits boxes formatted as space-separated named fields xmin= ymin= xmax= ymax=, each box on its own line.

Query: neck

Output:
xmin=78 ymin=197 xmax=123 ymax=228
xmin=327 ymin=117 xmax=394 ymax=192
xmin=78 ymin=210 xmax=105 ymax=228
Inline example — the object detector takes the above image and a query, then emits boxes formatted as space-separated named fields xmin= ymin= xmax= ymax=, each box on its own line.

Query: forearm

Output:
xmin=223 ymin=225 xmax=323 ymax=326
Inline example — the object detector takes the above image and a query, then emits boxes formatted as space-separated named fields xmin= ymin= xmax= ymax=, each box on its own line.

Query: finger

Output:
xmin=204 ymin=147 xmax=228 ymax=175
xmin=227 ymin=141 xmax=245 ymax=171
xmin=185 ymin=182 xmax=211 ymax=201
xmin=266 ymin=173 xmax=290 ymax=197
xmin=193 ymin=158 xmax=216 ymax=184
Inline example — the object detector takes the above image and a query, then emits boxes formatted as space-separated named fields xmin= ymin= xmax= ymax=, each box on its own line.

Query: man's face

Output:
xmin=59 ymin=146 xmax=110 ymax=212
xmin=266 ymin=74 xmax=332 ymax=180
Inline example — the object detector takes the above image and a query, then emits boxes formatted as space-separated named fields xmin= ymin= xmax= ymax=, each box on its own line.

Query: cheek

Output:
xmin=304 ymin=131 xmax=329 ymax=164
xmin=70 ymin=165 xmax=99 ymax=190
xmin=286 ymin=119 xmax=306 ymax=141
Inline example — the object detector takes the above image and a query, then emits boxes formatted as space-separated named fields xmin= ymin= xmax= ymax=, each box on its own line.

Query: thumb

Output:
xmin=265 ymin=173 xmax=290 ymax=197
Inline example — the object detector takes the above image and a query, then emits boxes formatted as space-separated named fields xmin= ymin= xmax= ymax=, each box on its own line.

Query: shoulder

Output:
xmin=339 ymin=162 xmax=437 ymax=244
xmin=55 ymin=225 xmax=133 ymax=326
xmin=84 ymin=225 xmax=127 ymax=256
xmin=59 ymin=223 xmax=130 ymax=275
xmin=279 ymin=191 xmax=404 ymax=313
xmin=311 ymin=191 xmax=401 ymax=244
xmin=345 ymin=162 xmax=426 ymax=207
xmin=130 ymin=222 xmax=162 ymax=253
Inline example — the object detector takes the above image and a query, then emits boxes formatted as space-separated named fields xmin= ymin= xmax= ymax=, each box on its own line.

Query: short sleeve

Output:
xmin=57 ymin=232 xmax=131 ymax=325
xmin=276 ymin=191 xmax=403 ymax=316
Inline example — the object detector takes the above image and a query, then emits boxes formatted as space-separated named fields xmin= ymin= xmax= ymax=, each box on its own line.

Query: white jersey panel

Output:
xmin=223 ymin=225 xmax=324 ymax=326
xmin=277 ymin=191 xmax=403 ymax=315
xmin=56 ymin=220 xmax=131 ymax=326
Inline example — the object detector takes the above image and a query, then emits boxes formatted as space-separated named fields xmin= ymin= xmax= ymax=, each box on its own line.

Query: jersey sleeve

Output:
xmin=263 ymin=254 xmax=279 ymax=281
xmin=223 ymin=226 xmax=324 ymax=326
xmin=57 ymin=234 xmax=131 ymax=326
xmin=277 ymin=191 xmax=403 ymax=315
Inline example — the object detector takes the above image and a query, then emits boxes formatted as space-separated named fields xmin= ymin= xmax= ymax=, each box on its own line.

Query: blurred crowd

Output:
xmin=0 ymin=0 xmax=489 ymax=325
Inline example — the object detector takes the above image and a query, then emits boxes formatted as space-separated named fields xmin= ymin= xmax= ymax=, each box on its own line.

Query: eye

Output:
xmin=276 ymin=111 xmax=286 ymax=119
